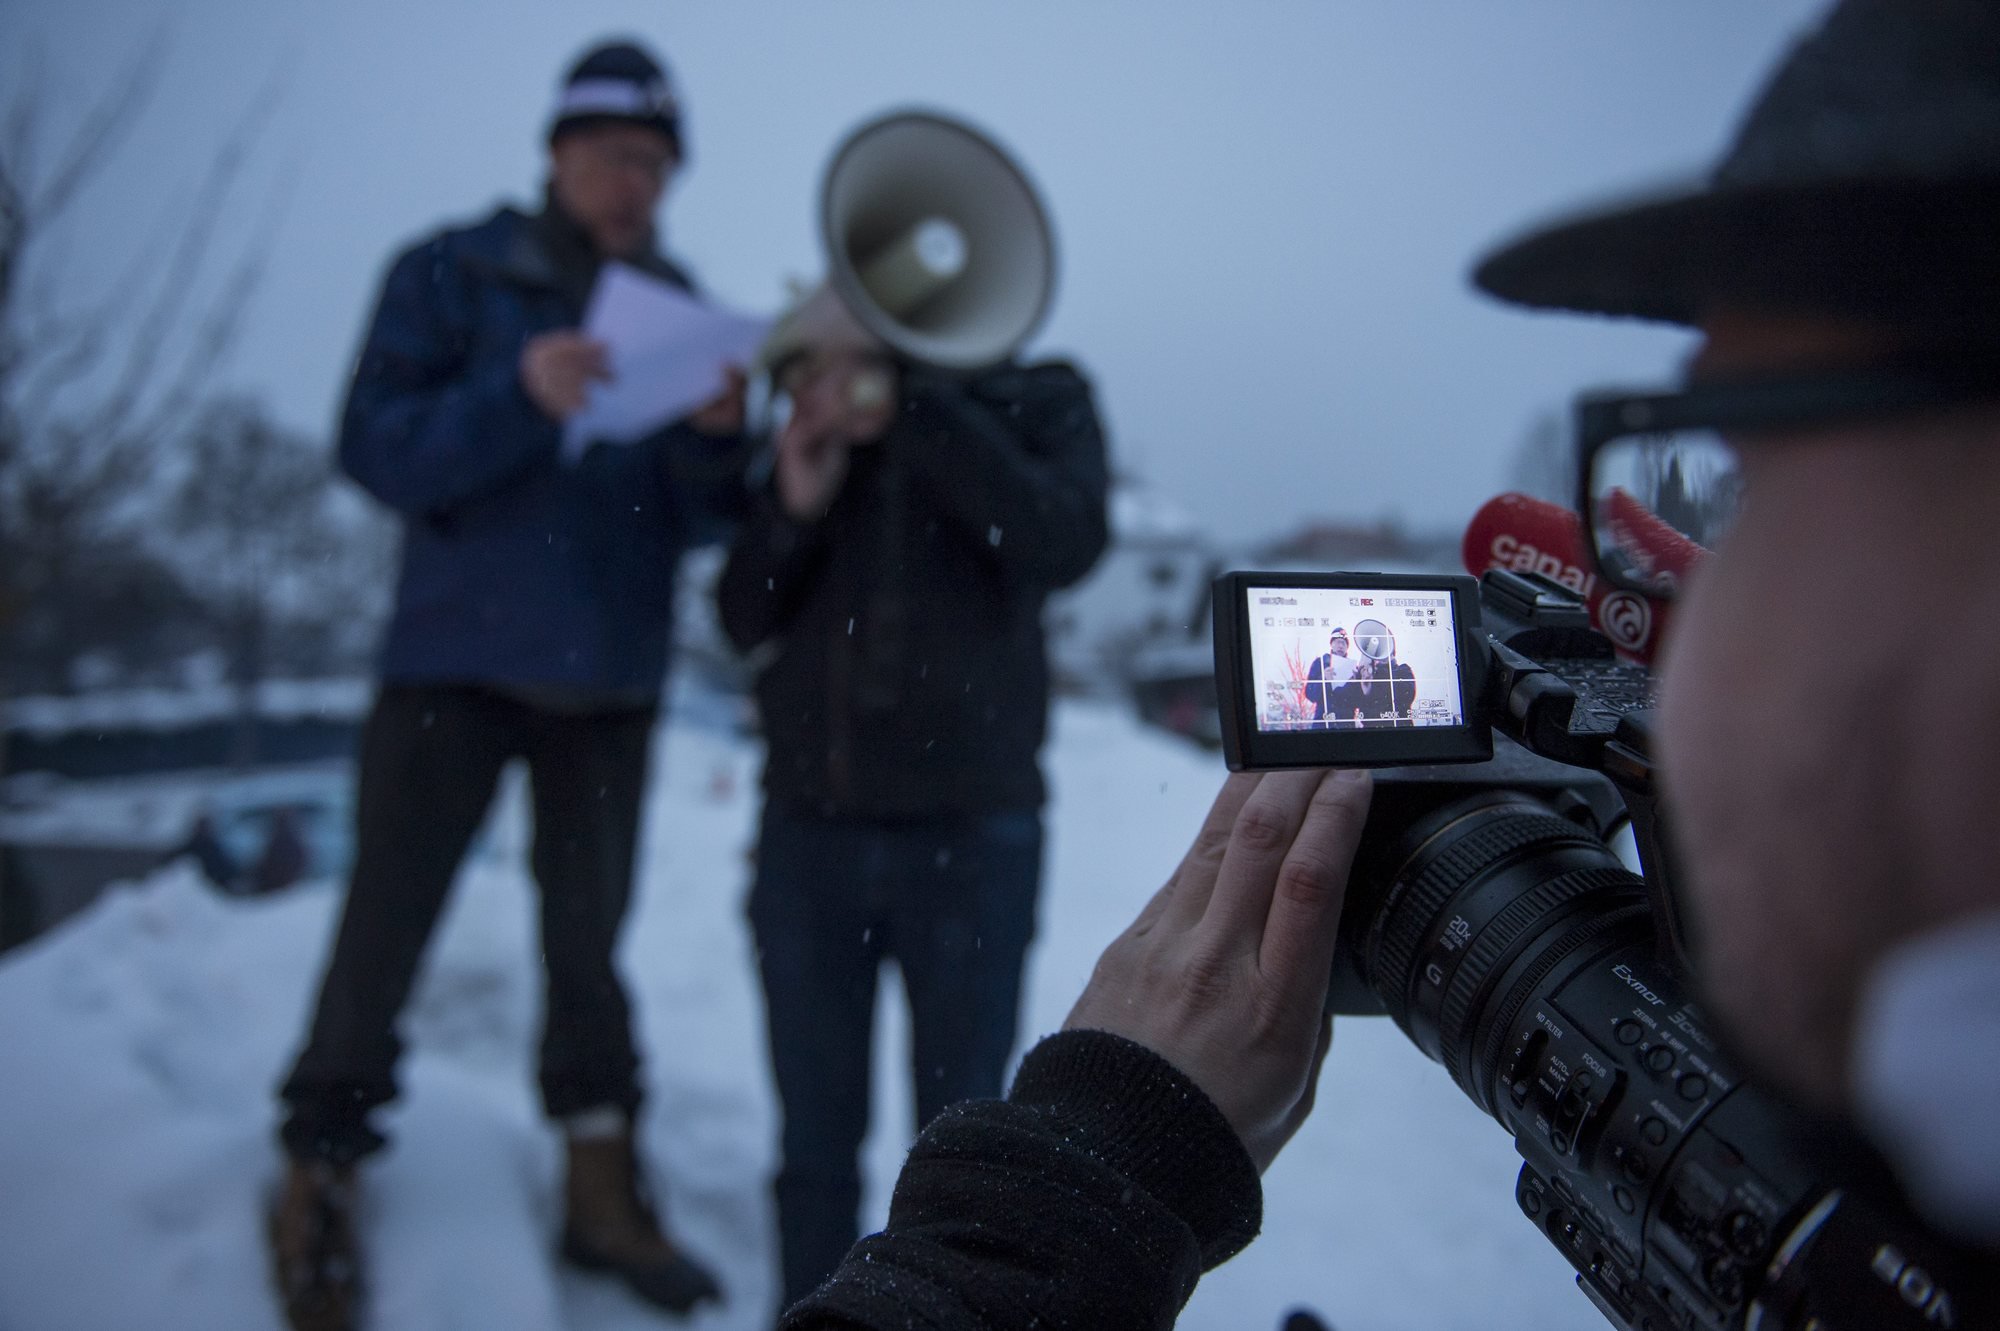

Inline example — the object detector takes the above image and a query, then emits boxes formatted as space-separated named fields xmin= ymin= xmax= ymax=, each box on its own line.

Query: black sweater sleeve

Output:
xmin=714 ymin=483 xmax=831 ymax=655
xmin=780 ymin=1030 xmax=1263 ymax=1331
xmin=716 ymin=357 xmax=1110 ymax=655
xmin=886 ymin=361 xmax=1111 ymax=592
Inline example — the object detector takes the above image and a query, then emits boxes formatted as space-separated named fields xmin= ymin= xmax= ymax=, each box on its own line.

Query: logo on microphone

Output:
xmin=1486 ymin=534 xmax=1595 ymax=599
xmin=1597 ymin=591 xmax=1652 ymax=652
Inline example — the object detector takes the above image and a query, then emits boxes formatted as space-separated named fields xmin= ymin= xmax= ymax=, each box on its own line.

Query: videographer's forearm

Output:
xmin=781 ymin=1030 xmax=1259 ymax=1330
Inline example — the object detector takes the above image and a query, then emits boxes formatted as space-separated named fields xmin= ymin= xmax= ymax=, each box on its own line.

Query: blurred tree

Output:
xmin=0 ymin=35 xmax=285 ymax=698
xmin=1505 ymin=408 xmax=1571 ymax=508
xmin=166 ymin=398 xmax=393 ymax=766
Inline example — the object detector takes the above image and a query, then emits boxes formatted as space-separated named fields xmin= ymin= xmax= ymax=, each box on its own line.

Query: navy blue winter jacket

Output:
xmin=339 ymin=204 xmax=746 ymax=696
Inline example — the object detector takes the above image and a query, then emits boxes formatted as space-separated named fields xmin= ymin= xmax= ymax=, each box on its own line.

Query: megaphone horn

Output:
xmin=765 ymin=110 xmax=1057 ymax=375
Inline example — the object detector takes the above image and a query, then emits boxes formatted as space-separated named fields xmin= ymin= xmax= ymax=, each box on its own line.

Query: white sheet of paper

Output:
xmin=560 ymin=262 xmax=768 ymax=462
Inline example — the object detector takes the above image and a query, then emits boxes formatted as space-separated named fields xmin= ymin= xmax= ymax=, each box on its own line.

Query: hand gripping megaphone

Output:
xmin=762 ymin=109 xmax=1057 ymax=377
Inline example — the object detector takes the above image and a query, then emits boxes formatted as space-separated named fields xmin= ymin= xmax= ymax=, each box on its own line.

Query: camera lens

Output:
xmin=1348 ymin=790 xmax=1649 ymax=1117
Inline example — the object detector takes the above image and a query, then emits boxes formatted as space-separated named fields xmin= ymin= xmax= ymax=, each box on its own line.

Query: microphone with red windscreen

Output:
xmin=1459 ymin=492 xmax=1690 ymax=665
xmin=1598 ymin=487 xmax=1707 ymax=594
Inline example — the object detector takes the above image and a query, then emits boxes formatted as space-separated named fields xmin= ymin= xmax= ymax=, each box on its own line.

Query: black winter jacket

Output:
xmin=780 ymin=1030 xmax=1263 ymax=1329
xmin=717 ymin=360 xmax=1109 ymax=818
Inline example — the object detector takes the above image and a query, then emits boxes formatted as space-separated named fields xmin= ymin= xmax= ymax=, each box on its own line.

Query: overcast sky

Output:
xmin=6 ymin=0 xmax=1830 ymax=545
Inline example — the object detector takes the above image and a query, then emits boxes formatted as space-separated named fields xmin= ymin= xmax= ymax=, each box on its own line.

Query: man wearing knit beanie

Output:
xmin=266 ymin=38 xmax=737 ymax=1330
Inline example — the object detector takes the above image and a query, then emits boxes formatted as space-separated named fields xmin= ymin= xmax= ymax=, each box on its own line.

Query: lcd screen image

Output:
xmin=1245 ymin=585 xmax=1466 ymax=732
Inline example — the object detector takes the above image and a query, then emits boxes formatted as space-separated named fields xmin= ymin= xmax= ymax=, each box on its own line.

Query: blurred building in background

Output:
xmin=0 ymin=463 xmax=1468 ymax=954
xmin=1044 ymin=475 xmax=1214 ymax=696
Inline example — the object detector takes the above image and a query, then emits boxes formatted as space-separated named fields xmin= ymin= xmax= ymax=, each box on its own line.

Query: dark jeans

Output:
xmin=749 ymin=805 xmax=1043 ymax=1307
xmin=278 ymin=685 xmax=656 ymax=1165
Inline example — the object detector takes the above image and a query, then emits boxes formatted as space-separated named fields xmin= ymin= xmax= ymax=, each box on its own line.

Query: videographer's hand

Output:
xmin=519 ymin=330 xmax=610 ymax=422
xmin=1065 ymin=767 xmax=1373 ymax=1172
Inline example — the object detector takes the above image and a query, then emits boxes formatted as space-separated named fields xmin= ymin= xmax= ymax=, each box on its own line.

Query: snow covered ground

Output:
xmin=0 ymin=699 xmax=1604 ymax=1331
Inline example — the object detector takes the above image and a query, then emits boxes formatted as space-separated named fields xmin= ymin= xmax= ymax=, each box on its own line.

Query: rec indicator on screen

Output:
xmin=1212 ymin=570 xmax=1492 ymax=771
xmin=1245 ymin=584 xmax=1466 ymax=732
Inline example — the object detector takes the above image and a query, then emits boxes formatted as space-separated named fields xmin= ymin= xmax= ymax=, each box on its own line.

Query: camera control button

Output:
xmin=1612 ymin=1185 xmax=1636 ymax=1215
xmin=1644 ymin=1045 xmax=1676 ymax=1074
xmin=1705 ymin=1257 xmax=1746 ymax=1306
xmin=1640 ymin=1117 xmax=1669 ymax=1145
xmin=1726 ymin=1211 xmax=1768 ymax=1259
xmin=1677 ymin=1072 xmax=1709 ymax=1101
xmin=1614 ymin=1019 xmax=1643 ymax=1046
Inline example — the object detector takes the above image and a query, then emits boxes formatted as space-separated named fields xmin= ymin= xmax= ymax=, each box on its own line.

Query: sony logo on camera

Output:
xmin=1871 ymin=1245 xmax=1958 ymax=1326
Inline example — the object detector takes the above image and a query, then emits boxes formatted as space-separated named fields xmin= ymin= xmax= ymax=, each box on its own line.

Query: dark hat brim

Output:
xmin=1472 ymin=175 xmax=2000 ymax=334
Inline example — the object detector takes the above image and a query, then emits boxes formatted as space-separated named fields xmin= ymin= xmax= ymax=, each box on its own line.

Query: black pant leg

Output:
xmin=891 ymin=811 xmax=1043 ymax=1132
xmin=278 ymin=685 xmax=516 ymax=1164
xmin=749 ymin=809 xmax=884 ymax=1309
xmin=524 ymin=705 xmax=656 ymax=1119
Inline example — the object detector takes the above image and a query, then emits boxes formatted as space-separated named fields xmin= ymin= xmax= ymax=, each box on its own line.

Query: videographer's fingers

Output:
xmin=1159 ymin=771 xmax=1267 ymax=931
xmin=1258 ymin=769 xmax=1371 ymax=990
xmin=1198 ymin=768 xmax=1329 ymax=945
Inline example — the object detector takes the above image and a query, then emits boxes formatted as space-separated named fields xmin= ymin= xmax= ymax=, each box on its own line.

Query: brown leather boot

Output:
xmin=561 ymin=1129 xmax=721 ymax=1314
xmin=267 ymin=1159 xmax=362 ymax=1331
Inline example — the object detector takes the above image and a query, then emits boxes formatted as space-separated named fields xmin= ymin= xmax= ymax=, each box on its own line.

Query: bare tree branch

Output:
xmin=12 ymin=317 xmax=110 ymax=431
xmin=125 ymin=151 xmax=298 ymax=453
xmin=12 ymin=194 xmax=183 ymax=431
xmin=0 ymin=37 xmax=47 ymax=332
xmin=25 ymin=30 xmax=166 ymax=228
xmin=79 ymin=67 xmax=285 ymax=447
xmin=0 ymin=39 xmax=44 ymax=194
xmin=0 ymin=25 xmax=305 ymax=698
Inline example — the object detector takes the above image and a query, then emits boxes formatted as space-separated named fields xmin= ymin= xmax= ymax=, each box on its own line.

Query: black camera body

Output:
xmin=1211 ymin=569 xmax=1993 ymax=1331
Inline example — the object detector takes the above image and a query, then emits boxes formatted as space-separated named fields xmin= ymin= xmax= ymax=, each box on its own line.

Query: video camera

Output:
xmin=1211 ymin=567 xmax=1992 ymax=1331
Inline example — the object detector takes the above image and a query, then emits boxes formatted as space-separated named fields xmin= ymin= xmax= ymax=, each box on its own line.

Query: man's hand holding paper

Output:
xmin=561 ymin=261 xmax=768 ymax=462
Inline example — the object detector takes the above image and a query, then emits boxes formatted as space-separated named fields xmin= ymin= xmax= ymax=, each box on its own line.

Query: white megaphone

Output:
xmin=762 ymin=109 xmax=1056 ymax=376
